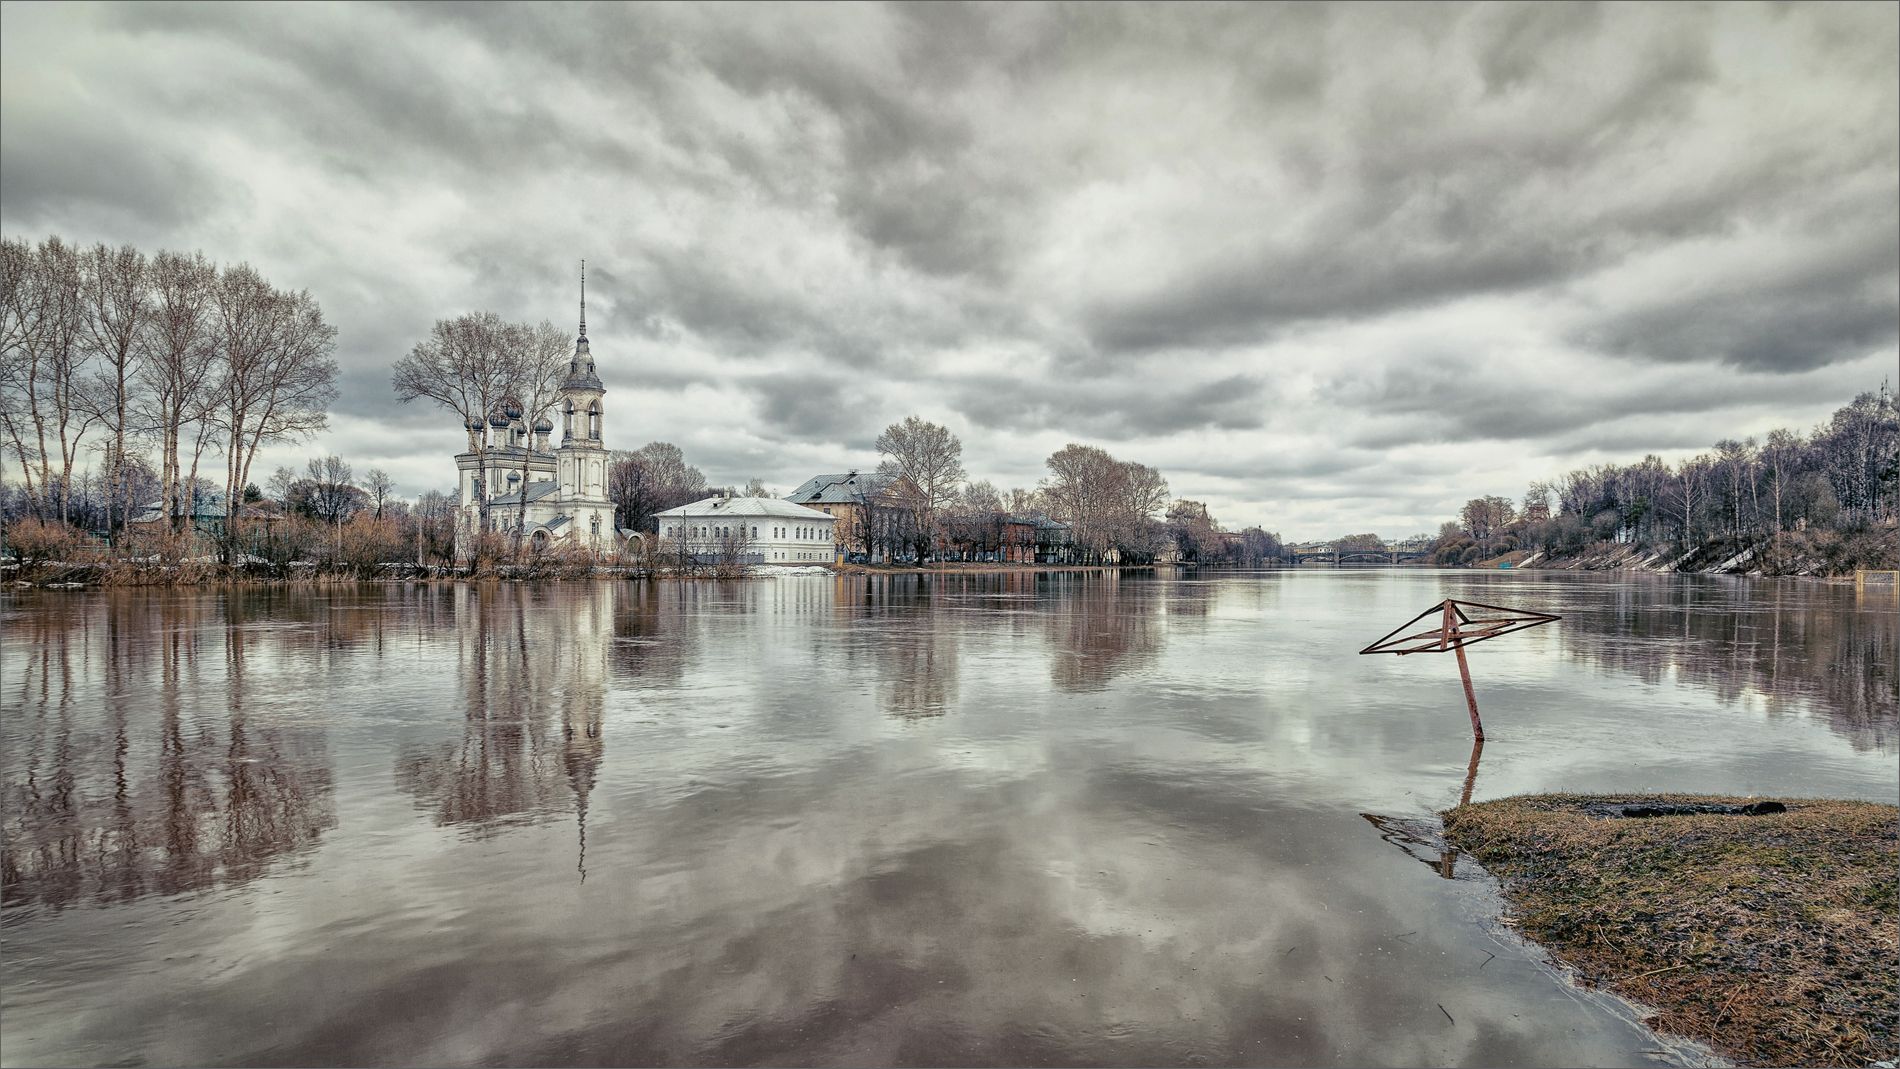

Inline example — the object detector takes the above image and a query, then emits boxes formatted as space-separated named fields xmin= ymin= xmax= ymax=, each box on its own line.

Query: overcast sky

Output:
xmin=3 ymin=1 xmax=1895 ymax=539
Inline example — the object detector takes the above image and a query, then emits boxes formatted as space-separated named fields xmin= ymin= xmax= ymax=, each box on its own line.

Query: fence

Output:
xmin=1854 ymin=569 xmax=1899 ymax=601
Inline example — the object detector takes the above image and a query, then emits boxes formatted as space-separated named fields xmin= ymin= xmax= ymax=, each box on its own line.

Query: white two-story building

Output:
xmin=654 ymin=495 xmax=837 ymax=564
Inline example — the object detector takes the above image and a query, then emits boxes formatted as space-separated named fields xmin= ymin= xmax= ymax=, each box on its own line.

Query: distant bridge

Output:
xmin=1288 ymin=543 xmax=1432 ymax=566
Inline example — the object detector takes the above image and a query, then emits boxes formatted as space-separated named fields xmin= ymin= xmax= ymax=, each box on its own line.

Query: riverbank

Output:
xmin=4 ymin=559 xmax=1174 ymax=587
xmin=830 ymin=561 xmax=1153 ymax=576
xmin=1472 ymin=526 xmax=1899 ymax=577
xmin=1441 ymin=794 xmax=1898 ymax=1068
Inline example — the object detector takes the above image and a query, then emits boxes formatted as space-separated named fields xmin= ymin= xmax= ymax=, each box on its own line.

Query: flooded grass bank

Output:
xmin=1442 ymin=794 xmax=1899 ymax=1068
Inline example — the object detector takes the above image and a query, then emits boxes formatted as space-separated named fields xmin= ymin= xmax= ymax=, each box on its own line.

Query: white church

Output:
xmin=454 ymin=271 xmax=627 ymax=556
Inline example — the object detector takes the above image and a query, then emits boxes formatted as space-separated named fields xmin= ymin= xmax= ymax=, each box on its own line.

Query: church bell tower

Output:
xmin=556 ymin=261 xmax=613 ymax=544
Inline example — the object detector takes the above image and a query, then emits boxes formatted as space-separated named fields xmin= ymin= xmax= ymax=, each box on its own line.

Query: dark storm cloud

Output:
xmin=736 ymin=369 xmax=882 ymax=441
xmin=1576 ymin=223 xmax=1900 ymax=371
xmin=0 ymin=106 xmax=224 ymax=238
xmin=1 ymin=1 xmax=1893 ymax=535
xmin=949 ymin=372 xmax=1270 ymax=439
xmin=1329 ymin=356 xmax=1871 ymax=448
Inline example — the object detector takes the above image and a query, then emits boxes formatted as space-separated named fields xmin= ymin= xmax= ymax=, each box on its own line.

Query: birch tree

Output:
xmin=214 ymin=266 xmax=338 ymax=555
xmin=0 ymin=236 xmax=42 ymax=512
xmin=2 ymin=238 xmax=96 ymax=521
xmin=139 ymin=250 xmax=219 ymax=534
xmin=81 ymin=243 xmax=150 ymax=537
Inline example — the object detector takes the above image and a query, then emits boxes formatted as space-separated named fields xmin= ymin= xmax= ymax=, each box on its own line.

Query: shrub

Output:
xmin=6 ymin=517 xmax=96 ymax=578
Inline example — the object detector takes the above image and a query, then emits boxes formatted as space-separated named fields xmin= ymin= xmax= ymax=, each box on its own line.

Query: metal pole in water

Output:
xmin=1454 ymin=641 xmax=1483 ymax=740
xmin=1443 ymin=600 xmax=1484 ymax=739
xmin=1460 ymin=738 xmax=1484 ymax=806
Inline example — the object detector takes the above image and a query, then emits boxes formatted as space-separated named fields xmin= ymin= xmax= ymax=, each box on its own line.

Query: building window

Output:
xmin=587 ymin=402 xmax=601 ymax=439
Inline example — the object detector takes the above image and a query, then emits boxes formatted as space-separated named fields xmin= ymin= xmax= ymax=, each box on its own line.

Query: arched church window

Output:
xmin=587 ymin=402 xmax=601 ymax=439
xmin=564 ymin=400 xmax=575 ymax=438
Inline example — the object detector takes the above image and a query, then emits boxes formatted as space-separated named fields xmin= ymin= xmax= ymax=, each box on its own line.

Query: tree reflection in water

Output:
xmin=2 ymin=593 xmax=334 ymax=910
xmin=1041 ymin=571 xmax=1164 ymax=692
xmin=1562 ymin=581 xmax=1896 ymax=752
xmin=832 ymin=575 xmax=961 ymax=718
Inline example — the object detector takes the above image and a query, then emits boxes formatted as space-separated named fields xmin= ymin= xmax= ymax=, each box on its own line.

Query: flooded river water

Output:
xmin=3 ymin=571 xmax=1894 ymax=1067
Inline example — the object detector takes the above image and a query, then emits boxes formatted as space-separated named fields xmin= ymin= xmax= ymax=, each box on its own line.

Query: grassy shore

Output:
xmin=1442 ymin=794 xmax=1897 ymax=1068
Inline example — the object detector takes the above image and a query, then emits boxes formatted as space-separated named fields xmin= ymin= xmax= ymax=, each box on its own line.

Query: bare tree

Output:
xmin=1114 ymin=461 xmax=1170 ymax=559
xmin=607 ymin=441 xmax=707 ymax=533
xmin=875 ymin=415 xmax=966 ymax=563
xmin=414 ymin=489 xmax=458 ymax=564
xmin=299 ymin=455 xmax=359 ymax=524
xmin=742 ymin=477 xmax=772 ymax=498
xmin=138 ymin=250 xmax=220 ymax=535
xmin=2 ymin=238 xmax=96 ymax=522
xmin=79 ymin=243 xmax=150 ymax=538
xmin=1460 ymin=495 xmax=1516 ymax=558
xmin=0 ymin=236 xmax=42 ymax=513
xmin=504 ymin=319 xmax=571 ymax=548
xmin=1043 ymin=443 xmax=1119 ymax=562
xmin=945 ymin=480 xmax=1005 ymax=559
xmin=392 ymin=311 xmax=519 ymax=548
xmin=1041 ymin=444 xmax=1170 ymax=562
xmin=266 ymin=464 xmax=299 ymax=505
xmin=1004 ymin=486 xmax=1044 ymax=517
xmin=214 ymin=265 xmax=338 ymax=556
xmin=365 ymin=467 xmax=394 ymax=519
xmin=1166 ymin=499 xmax=1222 ymax=562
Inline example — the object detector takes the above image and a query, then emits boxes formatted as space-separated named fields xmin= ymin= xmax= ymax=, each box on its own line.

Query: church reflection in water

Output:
xmin=2 ymin=594 xmax=336 ymax=910
xmin=393 ymin=585 xmax=612 ymax=880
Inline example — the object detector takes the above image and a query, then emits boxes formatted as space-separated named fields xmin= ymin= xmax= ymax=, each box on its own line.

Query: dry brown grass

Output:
xmin=1443 ymin=794 xmax=1897 ymax=1068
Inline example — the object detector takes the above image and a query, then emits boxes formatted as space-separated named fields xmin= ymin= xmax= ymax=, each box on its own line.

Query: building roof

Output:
xmin=784 ymin=471 xmax=895 ymax=505
xmin=655 ymin=495 xmax=835 ymax=520
xmin=490 ymin=480 xmax=561 ymax=506
xmin=562 ymin=336 xmax=604 ymax=392
xmin=129 ymin=492 xmax=286 ymax=524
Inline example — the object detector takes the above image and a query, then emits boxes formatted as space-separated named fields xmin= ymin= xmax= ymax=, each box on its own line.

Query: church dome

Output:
xmin=534 ymin=416 xmax=554 ymax=432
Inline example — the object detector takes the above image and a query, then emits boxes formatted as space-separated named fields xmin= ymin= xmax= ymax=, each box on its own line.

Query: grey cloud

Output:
xmin=0 ymin=101 xmax=226 ymax=239
xmin=1575 ymin=229 xmax=1900 ymax=371
xmin=1327 ymin=353 xmax=1878 ymax=450
xmin=736 ymin=369 xmax=881 ymax=441
xmin=949 ymin=372 xmax=1270 ymax=439
xmin=2 ymin=1 xmax=1893 ymax=537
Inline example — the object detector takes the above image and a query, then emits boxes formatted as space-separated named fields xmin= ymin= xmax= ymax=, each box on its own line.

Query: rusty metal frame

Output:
xmin=1359 ymin=598 xmax=1559 ymax=741
xmin=1358 ymin=598 xmax=1559 ymax=656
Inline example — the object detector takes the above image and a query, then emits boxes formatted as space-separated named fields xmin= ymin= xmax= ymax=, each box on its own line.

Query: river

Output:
xmin=2 ymin=571 xmax=1894 ymax=1067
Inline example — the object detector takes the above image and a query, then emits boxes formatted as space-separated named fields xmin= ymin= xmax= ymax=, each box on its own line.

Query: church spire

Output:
xmin=561 ymin=259 xmax=604 ymax=394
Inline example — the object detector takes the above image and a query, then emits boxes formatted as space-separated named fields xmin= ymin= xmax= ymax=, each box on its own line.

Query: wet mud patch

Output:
xmin=1441 ymin=793 xmax=1898 ymax=1068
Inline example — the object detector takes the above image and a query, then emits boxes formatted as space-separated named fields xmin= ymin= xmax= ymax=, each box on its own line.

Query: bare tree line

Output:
xmin=602 ymin=416 xmax=1247 ymax=567
xmin=1 ymin=235 xmax=338 ymax=550
xmin=1432 ymin=387 xmax=1898 ymax=573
